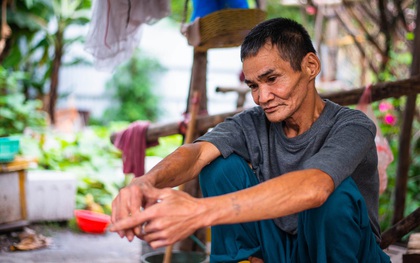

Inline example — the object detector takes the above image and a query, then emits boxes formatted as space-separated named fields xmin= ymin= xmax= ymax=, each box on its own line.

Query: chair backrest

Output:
xmin=185 ymin=8 xmax=267 ymax=51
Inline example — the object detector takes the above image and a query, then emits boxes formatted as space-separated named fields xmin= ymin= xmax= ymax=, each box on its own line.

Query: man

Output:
xmin=110 ymin=18 xmax=391 ymax=263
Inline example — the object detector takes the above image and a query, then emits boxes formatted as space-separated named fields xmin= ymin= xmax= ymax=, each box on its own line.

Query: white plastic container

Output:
xmin=25 ymin=170 xmax=77 ymax=222
xmin=0 ymin=171 xmax=23 ymax=224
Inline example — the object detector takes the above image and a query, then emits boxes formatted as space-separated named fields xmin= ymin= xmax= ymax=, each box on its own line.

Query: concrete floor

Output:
xmin=0 ymin=224 xmax=406 ymax=263
xmin=384 ymin=244 xmax=407 ymax=263
xmin=0 ymin=224 xmax=144 ymax=263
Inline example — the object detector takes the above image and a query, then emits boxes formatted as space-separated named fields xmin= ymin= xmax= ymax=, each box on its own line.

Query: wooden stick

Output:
xmin=184 ymin=91 xmax=200 ymax=144
xmin=380 ymin=207 xmax=420 ymax=249
xmin=163 ymin=91 xmax=200 ymax=263
xmin=321 ymin=74 xmax=420 ymax=106
xmin=162 ymin=246 xmax=173 ymax=263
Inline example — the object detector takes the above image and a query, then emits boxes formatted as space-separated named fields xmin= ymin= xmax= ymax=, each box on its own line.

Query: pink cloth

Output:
xmin=113 ymin=121 xmax=159 ymax=177
xmin=356 ymin=85 xmax=393 ymax=194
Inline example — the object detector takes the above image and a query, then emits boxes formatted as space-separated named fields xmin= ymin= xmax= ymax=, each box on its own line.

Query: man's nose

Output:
xmin=258 ymin=86 xmax=273 ymax=104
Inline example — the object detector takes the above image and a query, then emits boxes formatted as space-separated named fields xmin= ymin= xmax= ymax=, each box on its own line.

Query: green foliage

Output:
xmin=372 ymin=97 xmax=420 ymax=233
xmin=20 ymin=125 xmax=124 ymax=214
xmin=3 ymin=0 xmax=91 ymax=100
xmin=19 ymin=123 xmax=181 ymax=215
xmin=146 ymin=134 xmax=183 ymax=158
xmin=0 ymin=67 xmax=47 ymax=137
xmin=0 ymin=93 xmax=47 ymax=137
xmin=0 ymin=66 xmax=27 ymax=91
xmin=169 ymin=0 xmax=192 ymax=22
xmin=101 ymin=50 xmax=166 ymax=124
xmin=266 ymin=0 xmax=315 ymax=31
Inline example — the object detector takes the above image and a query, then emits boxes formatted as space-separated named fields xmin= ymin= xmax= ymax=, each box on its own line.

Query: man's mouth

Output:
xmin=263 ymin=106 xmax=278 ymax=113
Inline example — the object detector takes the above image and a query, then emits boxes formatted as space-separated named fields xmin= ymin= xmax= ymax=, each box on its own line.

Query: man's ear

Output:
xmin=302 ymin=53 xmax=321 ymax=80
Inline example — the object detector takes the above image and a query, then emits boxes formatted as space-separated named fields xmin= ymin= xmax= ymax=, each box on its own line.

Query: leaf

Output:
xmin=24 ymin=0 xmax=34 ymax=8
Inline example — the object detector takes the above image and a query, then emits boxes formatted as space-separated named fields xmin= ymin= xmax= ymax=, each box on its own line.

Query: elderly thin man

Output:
xmin=110 ymin=17 xmax=391 ymax=263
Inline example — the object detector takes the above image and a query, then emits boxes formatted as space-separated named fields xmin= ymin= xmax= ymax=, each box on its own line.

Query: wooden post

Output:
xmin=18 ymin=170 xmax=27 ymax=220
xmin=163 ymin=91 xmax=201 ymax=263
xmin=186 ymin=49 xmax=208 ymax=116
xmin=179 ymin=48 xmax=209 ymax=253
xmin=392 ymin=1 xmax=420 ymax=225
xmin=164 ymin=48 xmax=211 ymax=262
xmin=325 ymin=6 xmax=338 ymax=82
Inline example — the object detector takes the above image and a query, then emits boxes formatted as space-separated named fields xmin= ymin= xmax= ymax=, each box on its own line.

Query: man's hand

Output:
xmin=111 ymin=179 xmax=156 ymax=241
xmin=110 ymin=142 xmax=220 ymax=244
xmin=110 ymin=186 xmax=206 ymax=249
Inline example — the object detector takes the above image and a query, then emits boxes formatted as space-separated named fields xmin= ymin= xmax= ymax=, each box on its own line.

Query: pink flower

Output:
xmin=379 ymin=101 xmax=394 ymax=112
xmin=306 ymin=6 xmax=316 ymax=15
xmin=384 ymin=113 xmax=397 ymax=126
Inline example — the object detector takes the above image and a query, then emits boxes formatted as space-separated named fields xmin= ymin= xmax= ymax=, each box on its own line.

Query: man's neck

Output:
xmin=283 ymin=96 xmax=325 ymax=138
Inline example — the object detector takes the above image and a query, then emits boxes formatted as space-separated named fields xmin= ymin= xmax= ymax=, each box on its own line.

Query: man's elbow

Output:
xmin=310 ymin=188 xmax=332 ymax=208
xmin=308 ymin=174 xmax=335 ymax=208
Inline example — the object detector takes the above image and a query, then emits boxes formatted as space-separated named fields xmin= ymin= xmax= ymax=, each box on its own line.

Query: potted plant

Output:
xmin=0 ymin=66 xmax=47 ymax=162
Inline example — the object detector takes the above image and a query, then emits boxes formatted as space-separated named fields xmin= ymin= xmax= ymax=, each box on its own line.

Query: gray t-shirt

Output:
xmin=197 ymin=100 xmax=381 ymax=241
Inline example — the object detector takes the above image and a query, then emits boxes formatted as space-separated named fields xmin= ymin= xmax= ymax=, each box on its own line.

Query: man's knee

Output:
xmin=199 ymin=154 xmax=258 ymax=197
xmin=297 ymin=177 xmax=382 ymax=262
xmin=302 ymin=177 xmax=369 ymax=229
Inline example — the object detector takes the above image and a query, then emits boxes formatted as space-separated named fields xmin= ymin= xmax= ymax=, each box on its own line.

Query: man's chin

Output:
xmin=265 ymin=114 xmax=285 ymax=123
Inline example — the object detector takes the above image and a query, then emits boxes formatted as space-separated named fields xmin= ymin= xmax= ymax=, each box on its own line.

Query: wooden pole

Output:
xmin=320 ymin=75 xmax=420 ymax=106
xmin=381 ymin=207 xmax=420 ymax=249
xmin=392 ymin=0 xmax=420 ymax=225
xmin=110 ymin=75 xmax=420 ymax=146
xmin=163 ymin=91 xmax=201 ymax=263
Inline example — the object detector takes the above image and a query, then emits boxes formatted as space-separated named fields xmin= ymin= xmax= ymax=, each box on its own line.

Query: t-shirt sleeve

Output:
xmin=195 ymin=116 xmax=251 ymax=160
xmin=303 ymin=122 xmax=377 ymax=188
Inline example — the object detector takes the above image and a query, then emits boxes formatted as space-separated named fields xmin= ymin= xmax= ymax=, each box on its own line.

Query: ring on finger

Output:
xmin=142 ymin=222 xmax=147 ymax=235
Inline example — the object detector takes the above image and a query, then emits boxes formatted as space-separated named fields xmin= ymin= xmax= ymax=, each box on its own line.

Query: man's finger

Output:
xmin=111 ymin=195 xmax=126 ymax=238
xmin=128 ymin=186 xmax=143 ymax=220
xmin=142 ymin=187 xmax=170 ymax=209
xmin=109 ymin=210 xmax=149 ymax=232
xmin=133 ymin=225 xmax=142 ymax=237
xmin=125 ymin=229 xmax=133 ymax=241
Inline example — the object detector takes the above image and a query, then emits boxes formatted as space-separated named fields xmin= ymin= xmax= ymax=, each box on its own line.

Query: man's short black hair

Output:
xmin=241 ymin=17 xmax=316 ymax=72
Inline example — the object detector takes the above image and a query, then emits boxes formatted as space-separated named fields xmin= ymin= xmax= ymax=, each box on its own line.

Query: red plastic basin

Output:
xmin=74 ymin=210 xmax=111 ymax=234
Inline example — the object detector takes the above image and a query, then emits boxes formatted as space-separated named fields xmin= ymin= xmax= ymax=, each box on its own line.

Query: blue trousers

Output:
xmin=199 ymin=154 xmax=391 ymax=263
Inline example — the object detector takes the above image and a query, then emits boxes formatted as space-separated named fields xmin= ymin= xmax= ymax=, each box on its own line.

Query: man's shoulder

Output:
xmin=326 ymin=100 xmax=371 ymax=119
xmin=325 ymin=100 xmax=376 ymax=133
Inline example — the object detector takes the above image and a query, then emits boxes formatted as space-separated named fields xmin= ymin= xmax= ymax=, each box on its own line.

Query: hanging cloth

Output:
xmin=113 ymin=121 xmax=159 ymax=177
xmin=356 ymin=85 xmax=394 ymax=194
xmin=84 ymin=0 xmax=171 ymax=71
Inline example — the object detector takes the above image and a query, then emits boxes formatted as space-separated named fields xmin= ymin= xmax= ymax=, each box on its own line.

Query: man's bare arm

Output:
xmin=138 ymin=141 xmax=221 ymax=189
xmin=110 ymin=168 xmax=335 ymax=248
xmin=200 ymin=168 xmax=335 ymax=227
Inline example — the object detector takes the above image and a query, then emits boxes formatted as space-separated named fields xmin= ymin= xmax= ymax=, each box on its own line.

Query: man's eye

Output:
xmin=248 ymin=84 xmax=257 ymax=89
xmin=267 ymin=76 xmax=276 ymax=83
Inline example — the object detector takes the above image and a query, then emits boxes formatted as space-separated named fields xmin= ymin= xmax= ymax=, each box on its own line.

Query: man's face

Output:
xmin=242 ymin=43 xmax=310 ymax=123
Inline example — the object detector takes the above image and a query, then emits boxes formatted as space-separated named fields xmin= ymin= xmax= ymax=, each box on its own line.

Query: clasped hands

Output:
xmin=109 ymin=180 xmax=204 ymax=249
